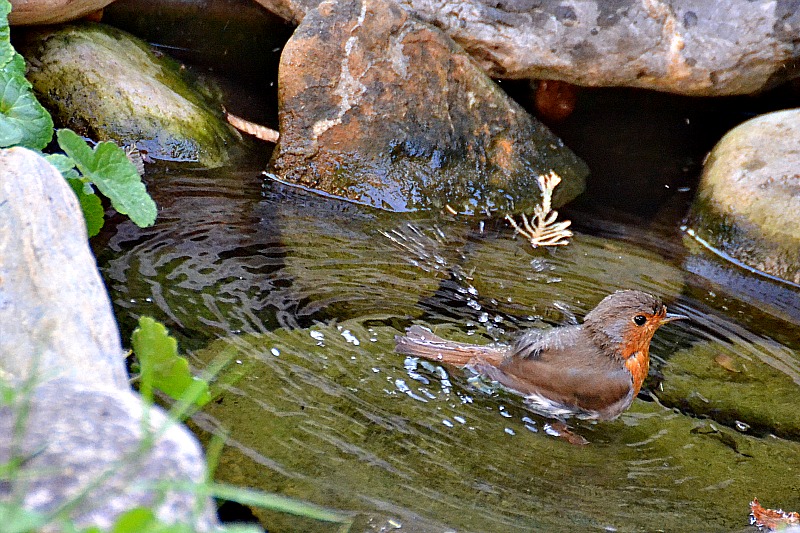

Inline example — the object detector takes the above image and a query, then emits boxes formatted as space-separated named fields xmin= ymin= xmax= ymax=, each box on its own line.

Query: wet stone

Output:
xmin=271 ymin=0 xmax=587 ymax=215
xmin=686 ymin=109 xmax=800 ymax=286
xmin=656 ymin=338 xmax=800 ymax=440
xmin=18 ymin=22 xmax=243 ymax=168
xmin=256 ymin=0 xmax=800 ymax=96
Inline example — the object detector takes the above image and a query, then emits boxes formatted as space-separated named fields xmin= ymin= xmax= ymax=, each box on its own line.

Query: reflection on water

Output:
xmin=96 ymin=167 xmax=800 ymax=532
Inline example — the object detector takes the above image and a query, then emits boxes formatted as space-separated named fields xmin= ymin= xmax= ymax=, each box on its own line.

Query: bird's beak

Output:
xmin=660 ymin=312 xmax=689 ymax=324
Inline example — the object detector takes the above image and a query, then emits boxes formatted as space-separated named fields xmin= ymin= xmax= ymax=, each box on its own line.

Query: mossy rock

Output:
xmin=686 ymin=109 xmax=800 ymax=285
xmin=656 ymin=339 xmax=800 ymax=440
xmin=18 ymin=22 xmax=242 ymax=168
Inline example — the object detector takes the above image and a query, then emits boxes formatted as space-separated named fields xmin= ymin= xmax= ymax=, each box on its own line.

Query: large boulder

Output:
xmin=685 ymin=109 xmax=800 ymax=286
xmin=17 ymin=22 xmax=244 ymax=168
xmin=270 ymin=0 xmax=588 ymax=215
xmin=0 ymin=147 xmax=218 ymax=531
xmin=255 ymin=0 xmax=800 ymax=96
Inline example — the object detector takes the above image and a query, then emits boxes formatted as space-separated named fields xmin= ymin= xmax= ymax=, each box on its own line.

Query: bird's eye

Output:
xmin=633 ymin=315 xmax=647 ymax=326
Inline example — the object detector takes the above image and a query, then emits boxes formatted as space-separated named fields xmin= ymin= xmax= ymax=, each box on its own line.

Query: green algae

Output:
xmin=191 ymin=320 xmax=800 ymax=532
xmin=657 ymin=339 xmax=800 ymax=440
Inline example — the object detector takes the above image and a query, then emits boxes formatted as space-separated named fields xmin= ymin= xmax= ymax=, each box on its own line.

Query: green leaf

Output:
xmin=67 ymin=178 xmax=105 ymax=237
xmin=56 ymin=129 xmax=157 ymax=228
xmin=0 ymin=502 xmax=50 ymax=533
xmin=0 ymin=0 xmax=15 ymax=68
xmin=0 ymin=0 xmax=53 ymax=149
xmin=0 ymin=55 xmax=54 ymax=150
xmin=209 ymin=482 xmax=354 ymax=525
xmin=131 ymin=316 xmax=210 ymax=406
xmin=45 ymin=153 xmax=76 ymax=175
xmin=111 ymin=508 xmax=156 ymax=533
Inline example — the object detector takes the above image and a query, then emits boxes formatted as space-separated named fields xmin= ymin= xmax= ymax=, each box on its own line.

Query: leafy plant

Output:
xmin=131 ymin=316 xmax=211 ymax=407
xmin=0 ymin=1 xmax=52 ymax=150
xmin=0 ymin=0 xmax=156 ymax=236
xmin=56 ymin=129 xmax=157 ymax=230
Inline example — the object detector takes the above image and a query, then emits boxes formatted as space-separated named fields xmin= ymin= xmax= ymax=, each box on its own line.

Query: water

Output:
xmin=95 ymin=161 xmax=800 ymax=532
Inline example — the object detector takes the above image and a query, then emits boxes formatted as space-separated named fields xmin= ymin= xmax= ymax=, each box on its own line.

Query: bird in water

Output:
xmin=395 ymin=290 xmax=687 ymax=422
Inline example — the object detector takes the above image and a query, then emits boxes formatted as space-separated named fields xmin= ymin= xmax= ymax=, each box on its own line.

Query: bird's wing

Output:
xmin=475 ymin=333 xmax=633 ymax=415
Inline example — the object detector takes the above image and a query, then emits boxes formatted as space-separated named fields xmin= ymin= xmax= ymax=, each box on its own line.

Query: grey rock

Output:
xmin=0 ymin=147 xmax=127 ymax=389
xmin=686 ymin=109 xmax=800 ymax=286
xmin=0 ymin=380 xmax=217 ymax=532
xmin=0 ymin=147 xmax=219 ymax=531
xmin=255 ymin=0 xmax=800 ymax=96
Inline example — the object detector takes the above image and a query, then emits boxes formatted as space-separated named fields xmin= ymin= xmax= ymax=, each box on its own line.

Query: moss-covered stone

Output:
xmin=656 ymin=339 xmax=800 ymax=440
xmin=686 ymin=109 xmax=800 ymax=285
xmin=18 ymin=22 xmax=243 ymax=168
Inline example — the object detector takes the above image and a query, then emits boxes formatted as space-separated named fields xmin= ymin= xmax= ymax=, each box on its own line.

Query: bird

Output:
xmin=395 ymin=290 xmax=687 ymax=421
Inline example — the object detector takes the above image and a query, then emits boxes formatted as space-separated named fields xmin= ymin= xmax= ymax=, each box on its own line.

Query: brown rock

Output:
xmin=271 ymin=0 xmax=587 ymax=215
xmin=9 ymin=0 xmax=114 ymax=25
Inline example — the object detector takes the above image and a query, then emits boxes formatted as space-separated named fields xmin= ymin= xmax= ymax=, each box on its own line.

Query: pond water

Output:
xmin=93 ymin=127 xmax=800 ymax=531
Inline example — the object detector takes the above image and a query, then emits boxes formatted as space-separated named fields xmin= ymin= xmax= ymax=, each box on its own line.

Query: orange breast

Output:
xmin=624 ymin=350 xmax=650 ymax=397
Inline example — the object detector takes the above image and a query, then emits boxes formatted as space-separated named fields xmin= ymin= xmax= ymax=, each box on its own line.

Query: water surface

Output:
xmin=96 ymin=164 xmax=800 ymax=532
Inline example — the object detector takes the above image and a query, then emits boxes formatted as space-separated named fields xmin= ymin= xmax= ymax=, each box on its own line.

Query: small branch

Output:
xmin=225 ymin=110 xmax=280 ymax=143
xmin=505 ymin=171 xmax=573 ymax=248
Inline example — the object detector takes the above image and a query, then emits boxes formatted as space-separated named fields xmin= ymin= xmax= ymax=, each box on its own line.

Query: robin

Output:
xmin=395 ymin=290 xmax=687 ymax=421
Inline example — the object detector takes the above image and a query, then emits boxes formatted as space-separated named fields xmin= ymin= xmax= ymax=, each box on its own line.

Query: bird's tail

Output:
xmin=395 ymin=325 xmax=505 ymax=367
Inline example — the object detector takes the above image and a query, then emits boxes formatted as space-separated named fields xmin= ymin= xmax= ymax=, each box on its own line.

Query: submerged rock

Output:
xmin=656 ymin=338 xmax=800 ymax=440
xmin=0 ymin=148 xmax=218 ymax=531
xmin=686 ymin=109 xmax=800 ymax=286
xmin=462 ymin=230 xmax=685 ymax=323
xmin=192 ymin=319 xmax=800 ymax=531
xmin=255 ymin=0 xmax=800 ymax=96
xmin=18 ymin=22 xmax=243 ymax=168
xmin=271 ymin=0 xmax=588 ymax=215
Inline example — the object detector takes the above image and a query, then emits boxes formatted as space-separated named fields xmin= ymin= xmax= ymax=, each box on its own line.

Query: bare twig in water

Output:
xmin=505 ymin=171 xmax=572 ymax=248
xmin=225 ymin=109 xmax=280 ymax=143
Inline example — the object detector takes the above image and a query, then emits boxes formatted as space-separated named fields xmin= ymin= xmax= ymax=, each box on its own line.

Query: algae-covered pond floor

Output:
xmin=96 ymin=168 xmax=800 ymax=532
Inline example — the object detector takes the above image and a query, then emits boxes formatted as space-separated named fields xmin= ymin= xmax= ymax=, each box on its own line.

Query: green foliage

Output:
xmin=131 ymin=316 xmax=211 ymax=407
xmin=209 ymin=482 xmax=353 ymax=527
xmin=0 ymin=0 xmax=53 ymax=150
xmin=107 ymin=507 xmax=211 ymax=533
xmin=0 ymin=502 xmax=50 ymax=533
xmin=0 ymin=0 xmax=156 ymax=235
xmin=57 ymin=129 xmax=157 ymax=229
xmin=67 ymin=178 xmax=105 ymax=237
